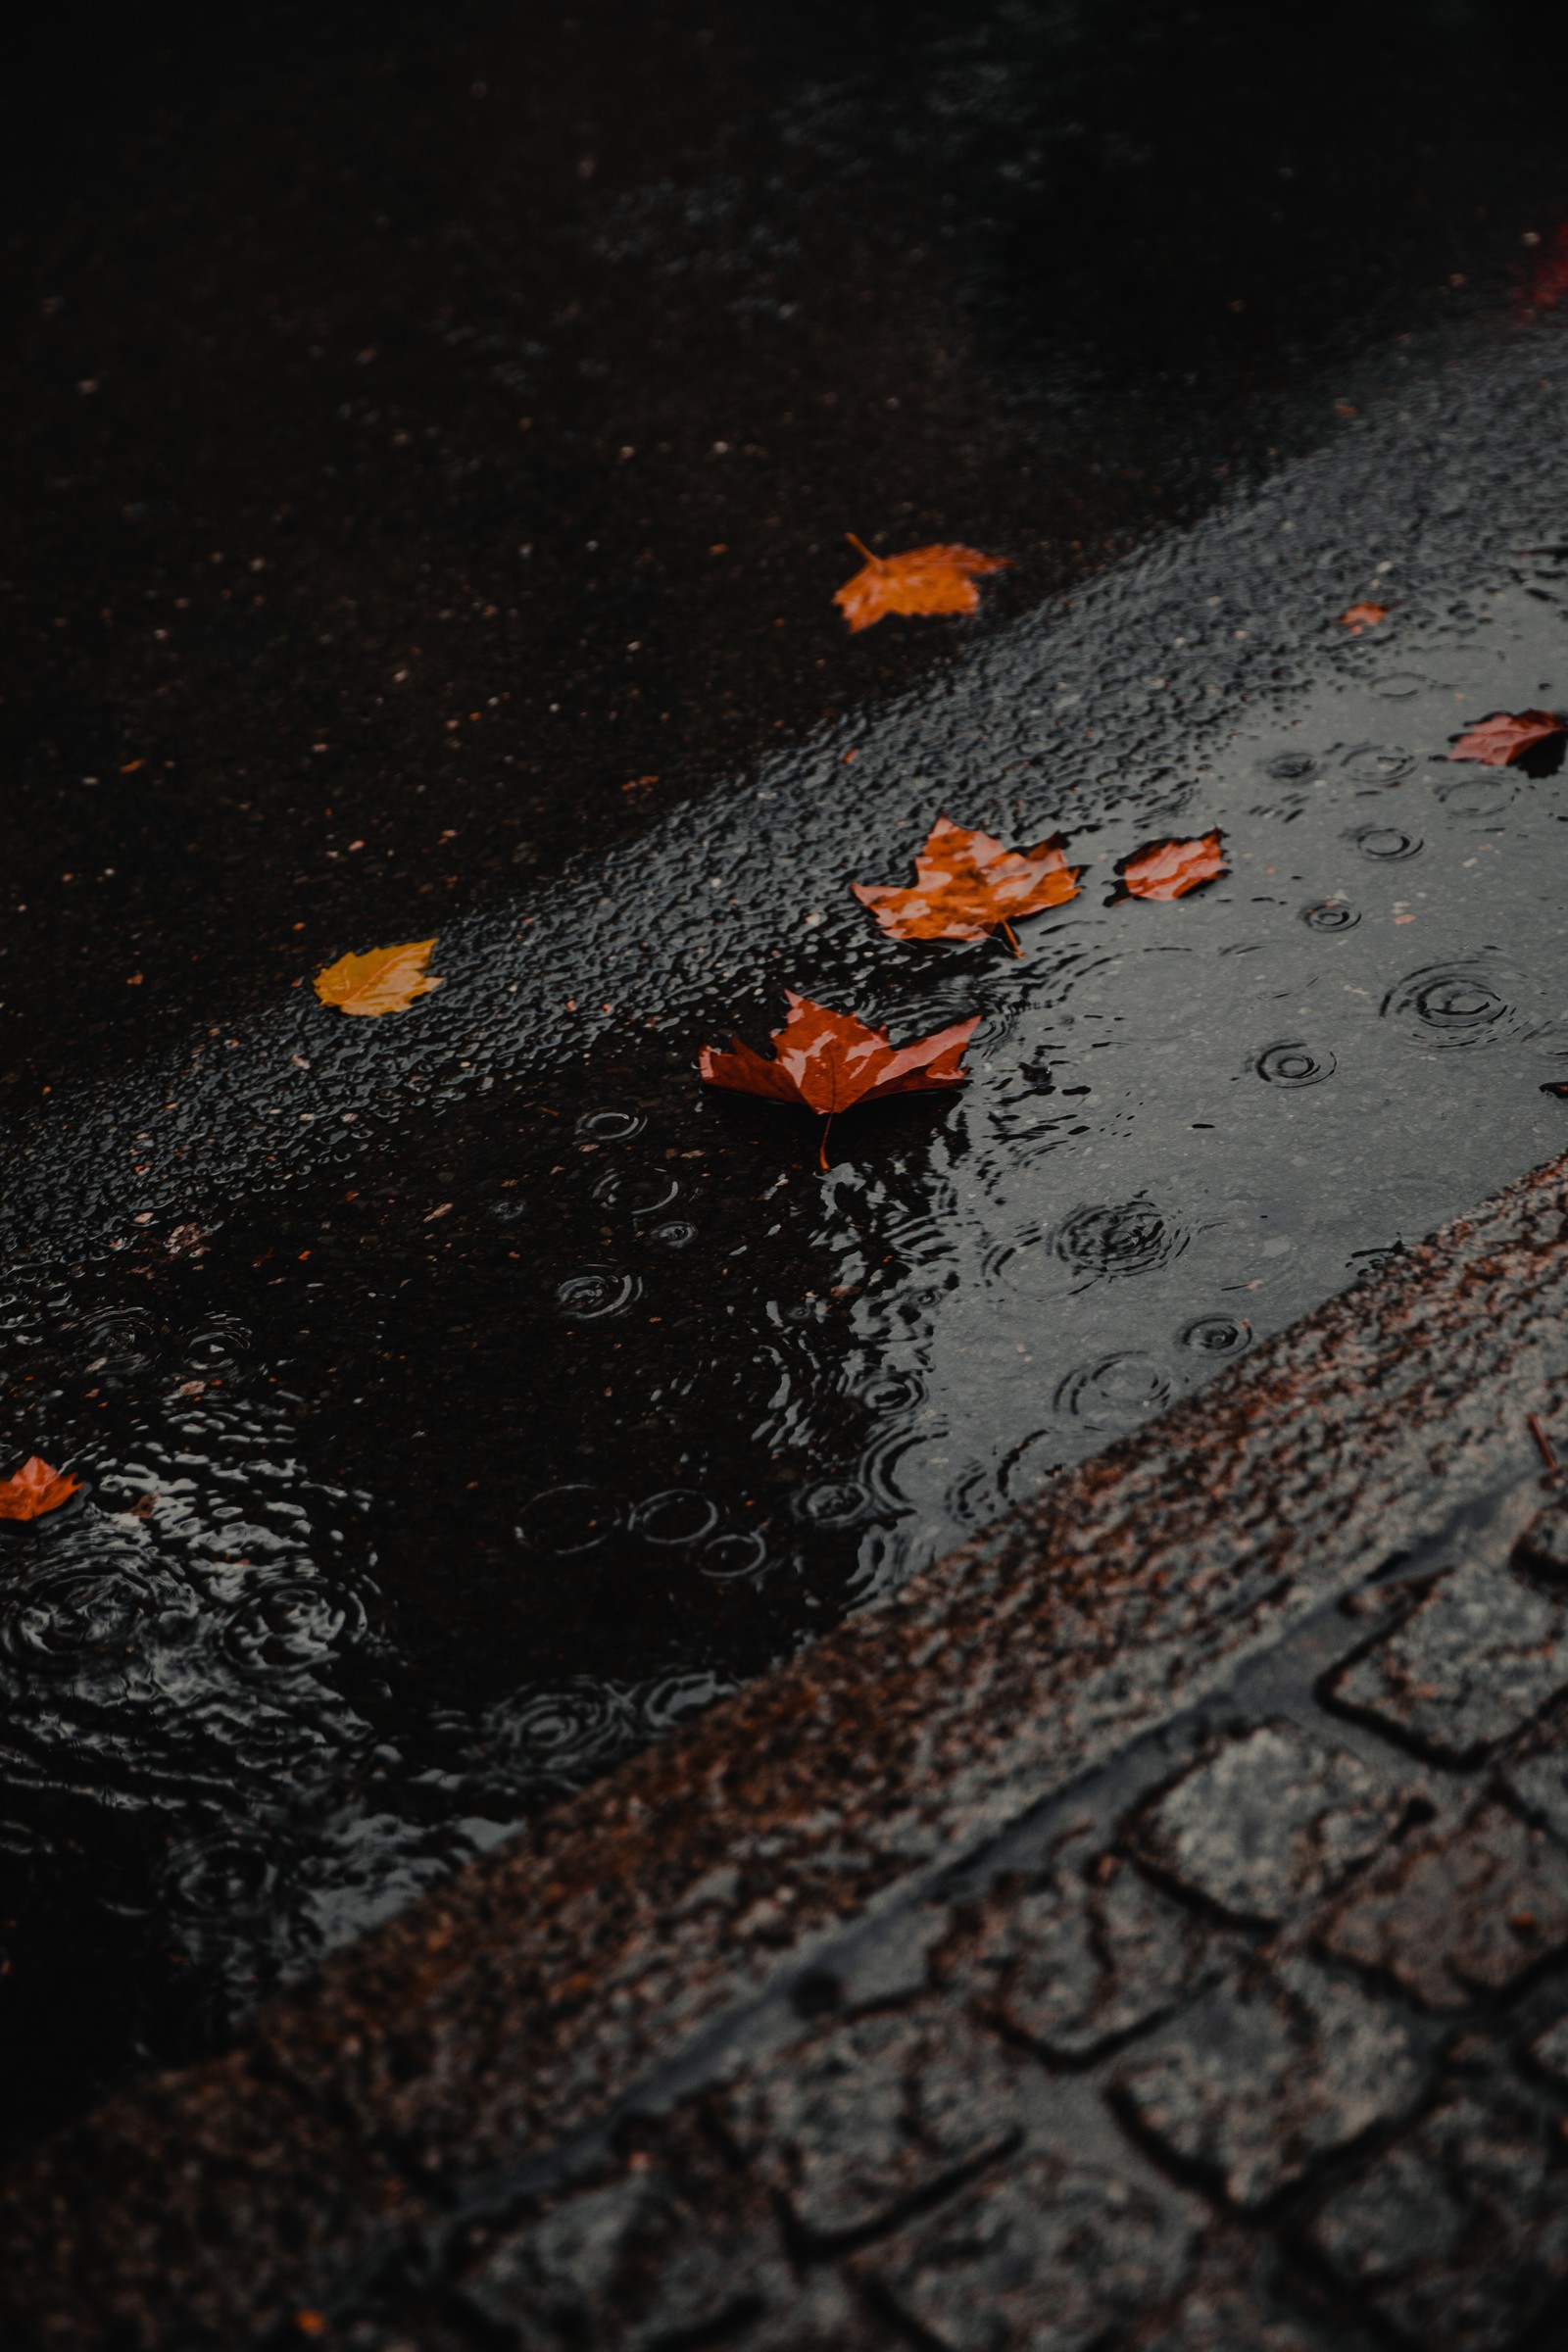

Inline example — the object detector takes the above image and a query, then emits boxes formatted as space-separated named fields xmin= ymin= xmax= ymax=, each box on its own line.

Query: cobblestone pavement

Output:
xmin=10 ymin=1148 xmax=1568 ymax=2347
xmin=327 ymin=1477 xmax=1568 ymax=2352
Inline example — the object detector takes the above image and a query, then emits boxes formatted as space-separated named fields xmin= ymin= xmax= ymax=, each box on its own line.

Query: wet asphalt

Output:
xmin=5 ymin=0 xmax=1568 ymax=2157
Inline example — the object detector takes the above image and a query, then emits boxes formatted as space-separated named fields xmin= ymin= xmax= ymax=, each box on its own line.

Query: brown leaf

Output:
xmin=0 ymin=1456 xmax=82 ymax=1523
xmin=313 ymin=938 xmax=444 ymax=1016
xmin=1109 ymin=830 xmax=1229 ymax=904
xmin=1340 ymin=601 xmax=1389 ymax=632
xmin=853 ymin=814 xmax=1082 ymax=950
xmin=833 ymin=535 xmax=1008 ymax=633
xmin=1447 ymin=710 xmax=1567 ymax=768
xmin=700 ymin=991 xmax=978 ymax=1166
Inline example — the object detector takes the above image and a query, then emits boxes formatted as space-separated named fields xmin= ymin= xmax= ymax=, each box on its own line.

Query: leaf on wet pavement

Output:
xmin=700 ymin=992 xmax=978 ymax=1164
xmin=1446 ymin=710 xmax=1567 ymax=768
xmin=1110 ymin=829 xmax=1228 ymax=903
xmin=833 ymin=535 xmax=1008 ymax=633
xmin=0 ymin=1456 xmax=82 ymax=1523
xmin=1340 ymin=601 xmax=1389 ymax=632
xmin=313 ymin=938 xmax=444 ymax=1016
xmin=1518 ymin=222 xmax=1568 ymax=318
xmin=853 ymin=814 xmax=1083 ymax=949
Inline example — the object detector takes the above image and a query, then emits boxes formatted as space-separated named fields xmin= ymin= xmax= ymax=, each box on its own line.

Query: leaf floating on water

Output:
xmin=1446 ymin=710 xmax=1567 ymax=768
xmin=1109 ymin=830 xmax=1229 ymax=904
xmin=313 ymin=938 xmax=444 ymax=1016
xmin=700 ymin=991 xmax=978 ymax=1166
xmin=1339 ymin=601 xmax=1389 ymax=633
xmin=0 ymin=1456 xmax=82 ymax=1523
xmin=833 ymin=535 xmax=1008 ymax=634
xmin=853 ymin=814 xmax=1083 ymax=949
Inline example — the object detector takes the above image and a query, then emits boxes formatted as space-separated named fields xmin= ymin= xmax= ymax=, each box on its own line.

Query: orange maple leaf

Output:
xmin=833 ymin=534 xmax=1008 ymax=633
xmin=853 ymin=814 xmax=1083 ymax=952
xmin=0 ymin=1456 xmax=82 ymax=1523
xmin=699 ymin=991 xmax=979 ymax=1167
xmin=1446 ymin=710 xmax=1567 ymax=768
xmin=1340 ymin=601 xmax=1389 ymax=633
xmin=1109 ymin=830 xmax=1228 ymax=904
xmin=314 ymin=938 xmax=444 ymax=1016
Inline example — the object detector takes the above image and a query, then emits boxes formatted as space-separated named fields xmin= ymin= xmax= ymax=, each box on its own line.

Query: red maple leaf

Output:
xmin=0 ymin=1455 xmax=82 ymax=1523
xmin=1109 ymin=829 xmax=1229 ymax=904
xmin=852 ymin=815 xmax=1083 ymax=951
xmin=833 ymin=535 xmax=1008 ymax=633
xmin=699 ymin=991 xmax=979 ymax=1167
xmin=1446 ymin=710 xmax=1567 ymax=768
xmin=1517 ymin=223 xmax=1568 ymax=319
xmin=1339 ymin=601 xmax=1389 ymax=633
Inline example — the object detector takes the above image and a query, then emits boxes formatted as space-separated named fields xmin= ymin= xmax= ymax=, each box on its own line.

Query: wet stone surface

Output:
xmin=458 ymin=2162 xmax=784 ymax=2352
xmin=1127 ymin=1720 xmax=1418 ymax=1927
xmin=1110 ymin=1958 xmax=1424 ymax=2211
xmin=1315 ymin=1800 xmax=1568 ymax=2013
xmin=1324 ymin=1563 xmax=1568 ymax=1765
xmin=719 ymin=2009 xmax=1028 ymax=2245
xmin=1302 ymin=2079 xmax=1568 ymax=2352
xmin=857 ymin=2151 xmax=1200 ymax=2352
xmin=945 ymin=1852 xmax=1227 ymax=2061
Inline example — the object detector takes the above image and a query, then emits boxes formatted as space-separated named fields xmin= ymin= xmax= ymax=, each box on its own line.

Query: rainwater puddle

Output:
xmin=6 ymin=551 xmax=1568 ymax=2153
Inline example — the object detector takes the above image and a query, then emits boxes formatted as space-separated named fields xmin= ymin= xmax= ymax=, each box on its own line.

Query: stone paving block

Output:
xmin=955 ymin=1853 xmax=1225 ymax=2061
xmin=1315 ymin=1800 xmax=1568 ymax=2011
xmin=1125 ymin=2274 xmax=1331 ymax=2352
xmin=1514 ymin=1492 xmax=1568 ymax=1580
xmin=1111 ymin=1957 xmax=1423 ymax=2210
xmin=1303 ymin=2082 xmax=1568 ymax=2352
xmin=720 ymin=2009 xmax=1026 ymax=2244
xmin=1495 ymin=1716 xmax=1568 ymax=1851
xmin=856 ymin=2148 xmax=1199 ymax=2352
xmin=1525 ymin=2009 xmax=1568 ymax=2091
xmin=1324 ymin=1563 xmax=1568 ymax=1764
xmin=735 ymin=2269 xmax=896 ymax=2351
xmin=1128 ymin=1720 xmax=1414 ymax=1926
xmin=456 ymin=2166 xmax=782 ymax=2350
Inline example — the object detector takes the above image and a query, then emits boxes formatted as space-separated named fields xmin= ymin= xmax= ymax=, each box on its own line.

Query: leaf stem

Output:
xmin=1001 ymin=918 xmax=1022 ymax=956
xmin=819 ymin=1113 xmax=834 ymax=1172
xmin=844 ymin=532 xmax=882 ymax=569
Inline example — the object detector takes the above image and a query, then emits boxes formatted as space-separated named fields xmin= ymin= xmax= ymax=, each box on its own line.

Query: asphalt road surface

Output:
xmin=5 ymin=0 xmax=1568 ymax=2161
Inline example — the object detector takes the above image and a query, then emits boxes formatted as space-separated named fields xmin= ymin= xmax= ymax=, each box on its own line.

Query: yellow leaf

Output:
xmin=313 ymin=939 xmax=443 ymax=1017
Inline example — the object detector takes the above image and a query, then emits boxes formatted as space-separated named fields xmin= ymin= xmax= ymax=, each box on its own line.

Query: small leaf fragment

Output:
xmin=1339 ymin=601 xmax=1389 ymax=632
xmin=1109 ymin=830 xmax=1229 ymax=904
xmin=314 ymin=939 xmax=444 ymax=1016
xmin=0 ymin=1456 xmax=82 ymax=1523
xmin=833 ymin=535 xmax=1008 ymax=633
xmin=853 ymin=814 xmax=1082 ymax=947
xmin=1446 ymin=710 xmax=1567 ymax=768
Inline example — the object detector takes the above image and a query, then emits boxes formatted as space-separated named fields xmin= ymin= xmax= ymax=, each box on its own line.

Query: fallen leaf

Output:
xmin=314 ymin=938 xmax=443 ymax=1016
xmin=833 ymin=534 xmax=1008 ymax=633
xmin=1518 ymin=222 xmax=1568 ymax=319
xmin=700 ymin=991 xmax=978 ymax=1168
xmin=1109 ymin=830 xmax=1229 ymax=903
xmin=0 ymin=1456 xmax=82 ymax=1523
xmin=853 ymin=814 xmax=1083 ymax=951
xmin=1446 ymin=710 xmax=1567 ymax=768
xmin=1340 ymin=601 xmax=1389 ymax=632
